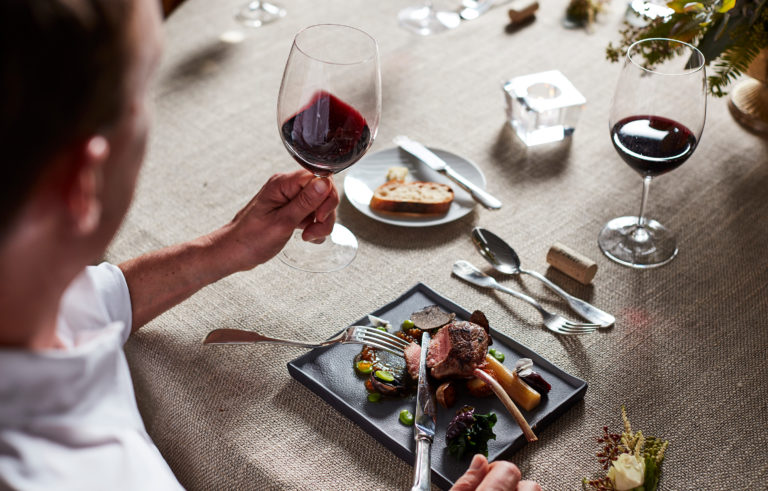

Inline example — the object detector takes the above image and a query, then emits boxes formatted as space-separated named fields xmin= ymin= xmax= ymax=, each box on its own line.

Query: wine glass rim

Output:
xmin=627 ymin=37 xmax=705 ymax=75
xmin=293 ymin=23 xmax=379 ymax=65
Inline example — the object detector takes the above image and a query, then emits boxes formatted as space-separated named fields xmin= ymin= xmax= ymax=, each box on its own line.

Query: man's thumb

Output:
xmin=450 ymin=454 xmax=488 ymax=491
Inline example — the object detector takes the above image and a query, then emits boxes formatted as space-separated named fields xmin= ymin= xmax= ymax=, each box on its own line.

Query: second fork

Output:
xmin=452 ymin=260 xmax=598 ymax=335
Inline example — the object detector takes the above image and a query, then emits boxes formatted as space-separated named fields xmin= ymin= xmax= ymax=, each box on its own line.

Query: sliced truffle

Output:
xmin=411 ymin=305 xmax=455 ymax=330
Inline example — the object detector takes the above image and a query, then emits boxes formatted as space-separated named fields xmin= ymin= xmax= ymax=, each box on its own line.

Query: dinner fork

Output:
xmin=452 ymin=260 xmax=598 ymax=335
xmin=203 ymin=325 xmax=409 ymax=356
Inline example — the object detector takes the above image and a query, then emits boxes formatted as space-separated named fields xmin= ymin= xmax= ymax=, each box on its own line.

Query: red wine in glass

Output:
xmin=281 ymin=90 xmax=372 ymax=177
xmin=611 ymin=115 xmax=697 ymax=177
xmin=598 ymin=38 xmax=706 ymax=268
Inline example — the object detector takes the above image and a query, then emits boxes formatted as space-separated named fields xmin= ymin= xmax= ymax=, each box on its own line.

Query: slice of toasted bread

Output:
xmin=369 ymin=180 xmax=454 ymax=215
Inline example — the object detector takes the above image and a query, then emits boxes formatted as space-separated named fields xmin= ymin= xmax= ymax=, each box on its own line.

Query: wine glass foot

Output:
xmin=235 ymin=1 xmax=286 ymax=28
xmin=398 ymin=5 xmax=460 ymax=35
xmin=598 ymin=216 xmax=678 ymax=269
xmin=279 ymin=224 xmax=358 ymax=273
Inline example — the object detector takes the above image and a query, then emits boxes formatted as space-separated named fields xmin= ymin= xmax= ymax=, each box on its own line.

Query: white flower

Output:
xmin=608 ymin=453 xmax=645 ymax=491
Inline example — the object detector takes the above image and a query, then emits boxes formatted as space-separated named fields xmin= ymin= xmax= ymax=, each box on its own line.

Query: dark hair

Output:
xmin=0 ymin=0 xmax=131 ymax=239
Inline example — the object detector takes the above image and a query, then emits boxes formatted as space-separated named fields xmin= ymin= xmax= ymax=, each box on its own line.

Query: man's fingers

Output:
xmin=302 ymin=208 xmax=336 ymax=242
xmin=279 ymin=177 xmax=332 ymax=225
xmin=476 ymin=461 xmax=522 ymax=491
xmin=450 ymin=454 xmax=489 ymax=491
xmin=517 ymin=480 xmax=542 ymax=491
xmin=315 ymin=183 xmax=340 ymax=223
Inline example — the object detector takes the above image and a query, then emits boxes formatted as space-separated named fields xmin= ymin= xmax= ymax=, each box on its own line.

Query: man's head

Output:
xmin=0 ymin=0 xmax=162 ymax=257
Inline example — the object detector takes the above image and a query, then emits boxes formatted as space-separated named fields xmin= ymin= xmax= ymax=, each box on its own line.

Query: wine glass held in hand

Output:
xmin=277 ymin=24 xmax=381 ymax=272
xmin=598 ymin=38 xmax=706 ymax=269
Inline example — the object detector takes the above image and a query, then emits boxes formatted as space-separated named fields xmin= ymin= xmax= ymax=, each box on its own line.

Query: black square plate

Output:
xmin=287 ymin=283 xmax=587 ymax=489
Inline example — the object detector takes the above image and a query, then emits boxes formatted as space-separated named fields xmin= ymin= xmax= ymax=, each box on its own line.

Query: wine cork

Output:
xmin=546 ymin=242 xmax=597 ymax=285
xmin=508 ymin=1 xmax=539 ymax=24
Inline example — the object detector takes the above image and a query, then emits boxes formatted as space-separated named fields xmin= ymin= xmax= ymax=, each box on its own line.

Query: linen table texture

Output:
xmin=106 ymin=0 xmax=768 ymax=489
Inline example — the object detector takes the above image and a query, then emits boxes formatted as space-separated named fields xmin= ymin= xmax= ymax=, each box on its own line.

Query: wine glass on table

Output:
xmin=598 ymin=38 xmax=706 ymax=268
xmin=277 ymin=24 xmax=381 ymax=272
xmin=398 ymin=1 xmax=461 ymax=35
xmin=234 ymin=1 xmax=286 ymax=28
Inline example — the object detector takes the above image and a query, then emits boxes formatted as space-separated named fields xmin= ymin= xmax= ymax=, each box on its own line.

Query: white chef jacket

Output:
xmin=0 ymin=263 xmax=183 ymax=491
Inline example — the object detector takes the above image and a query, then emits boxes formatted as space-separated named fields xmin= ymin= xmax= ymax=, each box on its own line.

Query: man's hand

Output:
xmin=216 ymin=169 xmax=339 ymax=272
xmin=451 ymin=455 xmax=542 ymax=491
xmin=120 ymin=169 xmax=339 ymax=329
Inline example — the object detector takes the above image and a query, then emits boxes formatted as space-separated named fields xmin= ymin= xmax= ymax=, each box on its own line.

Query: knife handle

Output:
xmin=444 ymin=166 xmax=502 ymax=210
xmin=410 ymin=435 xmax=432 ymax=491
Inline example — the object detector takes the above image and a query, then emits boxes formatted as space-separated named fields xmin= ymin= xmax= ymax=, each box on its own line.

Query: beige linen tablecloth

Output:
xmin=106 ymin=0 xmax=768 ymax=489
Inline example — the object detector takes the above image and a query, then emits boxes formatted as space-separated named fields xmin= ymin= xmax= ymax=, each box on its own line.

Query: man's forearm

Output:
xmin=118 ymin=228 xmax=235 ymax=331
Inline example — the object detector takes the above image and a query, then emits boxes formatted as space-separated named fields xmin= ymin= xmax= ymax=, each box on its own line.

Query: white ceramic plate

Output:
xmin=343 ymin=146 xmax=487 ymax=227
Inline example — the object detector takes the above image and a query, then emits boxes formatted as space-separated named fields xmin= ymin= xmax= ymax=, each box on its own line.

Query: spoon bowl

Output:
xmin=471 ymin=227 xmax=615 ymax=328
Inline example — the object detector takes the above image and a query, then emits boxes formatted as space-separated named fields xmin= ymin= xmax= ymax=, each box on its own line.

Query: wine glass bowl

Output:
xmin=599 ymin=38 xmax=706 ymax=268
xmin=277 ymin=24 xmax=381 ymax=272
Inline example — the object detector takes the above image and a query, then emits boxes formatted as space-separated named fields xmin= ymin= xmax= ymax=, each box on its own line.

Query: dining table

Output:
xmin=106 ymin=0 xmax=768 ymax=489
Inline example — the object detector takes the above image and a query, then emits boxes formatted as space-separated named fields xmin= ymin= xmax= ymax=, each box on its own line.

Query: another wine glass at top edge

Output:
xmin=598 ymin=38 xmax=706 ymax=269
xmin=234 ymin=1 xmax=286 ymax=28
xmin=398 ymin=1 xmax=461 ymax=35
xmin=277 ymin=24 xmax=381 ymax=272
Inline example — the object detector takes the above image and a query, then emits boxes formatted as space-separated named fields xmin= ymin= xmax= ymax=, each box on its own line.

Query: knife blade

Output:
xmin=410 ymin=332 xmax=435 ymax=491
xmin=394 ymin=135 xmax=502 ymax=210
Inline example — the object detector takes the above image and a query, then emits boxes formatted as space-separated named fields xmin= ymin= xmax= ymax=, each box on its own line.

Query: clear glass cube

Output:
xmin=503 ymin=70 xmax=586 ymax=147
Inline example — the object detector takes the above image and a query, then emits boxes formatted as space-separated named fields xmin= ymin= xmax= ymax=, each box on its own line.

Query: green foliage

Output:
xmin=446 ymin=406 xmax=497 ymax=459
xmin=606 ymin=0 xmax=768 ymax=96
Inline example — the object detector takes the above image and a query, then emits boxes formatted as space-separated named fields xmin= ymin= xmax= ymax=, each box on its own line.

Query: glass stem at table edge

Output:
xmin=632 ymin=175 xmax=653 ymax=243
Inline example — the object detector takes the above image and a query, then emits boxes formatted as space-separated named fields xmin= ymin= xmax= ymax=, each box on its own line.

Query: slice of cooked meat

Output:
xmin=468 ymin=310 xmax=492 ymax=345
xmin=404 ymin=342 xmax=422 ymax=380
xmin=426 ymin=321 xmax=489 ymax=379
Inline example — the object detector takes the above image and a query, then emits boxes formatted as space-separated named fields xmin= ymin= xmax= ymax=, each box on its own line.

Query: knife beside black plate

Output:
xmin=411 ymin=331 xmax=436 ymax=491
xmin=394 ymin=135 xmax=502 ymax=210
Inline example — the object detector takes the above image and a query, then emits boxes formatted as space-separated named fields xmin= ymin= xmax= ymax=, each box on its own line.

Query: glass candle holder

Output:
xmin=503 ymin=70 xmax=586 ymax=146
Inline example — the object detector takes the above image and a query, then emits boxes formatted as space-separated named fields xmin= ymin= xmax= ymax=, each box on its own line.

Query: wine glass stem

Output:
xmin=637 ymin=175 xmax=652 ymax=228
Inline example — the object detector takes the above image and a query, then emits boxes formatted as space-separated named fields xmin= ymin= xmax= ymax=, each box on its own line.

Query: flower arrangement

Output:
xmin=583 ymin=406 xmax=669 ymax=491
xmin=607 ymin=0 xmax=768 ymax=96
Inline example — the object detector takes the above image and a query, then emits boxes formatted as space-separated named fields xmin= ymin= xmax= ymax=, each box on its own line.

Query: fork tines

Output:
xmin=355 ymin=326 xmax=409 ymax=356
xmin=557 ymin=323 xmax=598 ymax=335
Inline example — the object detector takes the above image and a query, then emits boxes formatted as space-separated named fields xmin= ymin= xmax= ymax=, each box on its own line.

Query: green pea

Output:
xmin=367 ymin=392 xmax=382 ymax=403
xmin=399 ymin=409 xmax=414 ymax=426
xmin=374 ymin=370 xmax=395 ymax=383
xmin=355 ymin=360 xmax=374 ymax=374
xmin=401 ymin=319 xmax=415 ymax=331
xmin=489 ymin=348 xmax=505 ymax=363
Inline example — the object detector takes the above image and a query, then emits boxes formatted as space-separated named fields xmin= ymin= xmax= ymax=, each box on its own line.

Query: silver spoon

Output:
xmin=471 ymin=227 xmax=615 ymax=327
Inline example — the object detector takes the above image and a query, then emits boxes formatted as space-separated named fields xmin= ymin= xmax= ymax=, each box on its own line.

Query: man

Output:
xmin=0 ymin=1 xmax=539 ymax=489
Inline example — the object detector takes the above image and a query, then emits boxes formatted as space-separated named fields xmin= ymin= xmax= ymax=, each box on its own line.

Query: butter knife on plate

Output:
xmin=394 ymin=135 xmax=502 ymax=210
xmin=411 ymin=332 xmax=436 ymax=491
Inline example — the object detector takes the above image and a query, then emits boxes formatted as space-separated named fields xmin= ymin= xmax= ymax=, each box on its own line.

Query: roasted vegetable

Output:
xmin=515 ymin=358 xmax=551 ymax=394
xmin=484 ymin=354 xmax=541 ymax=411
xmin=466 ymin=374 xmax=494 ymax=398
xmin=446 ymin=406 xmax=497 ymax=459
xmin=436 ymin=381 xmax=457 ymax=408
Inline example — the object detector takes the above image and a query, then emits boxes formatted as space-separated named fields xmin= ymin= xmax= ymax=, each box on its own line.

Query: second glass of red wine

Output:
xmin=277 ymin=24 xmax=381 ymax=272
xmin=598 ymin=38 xmax=706 ymax=268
